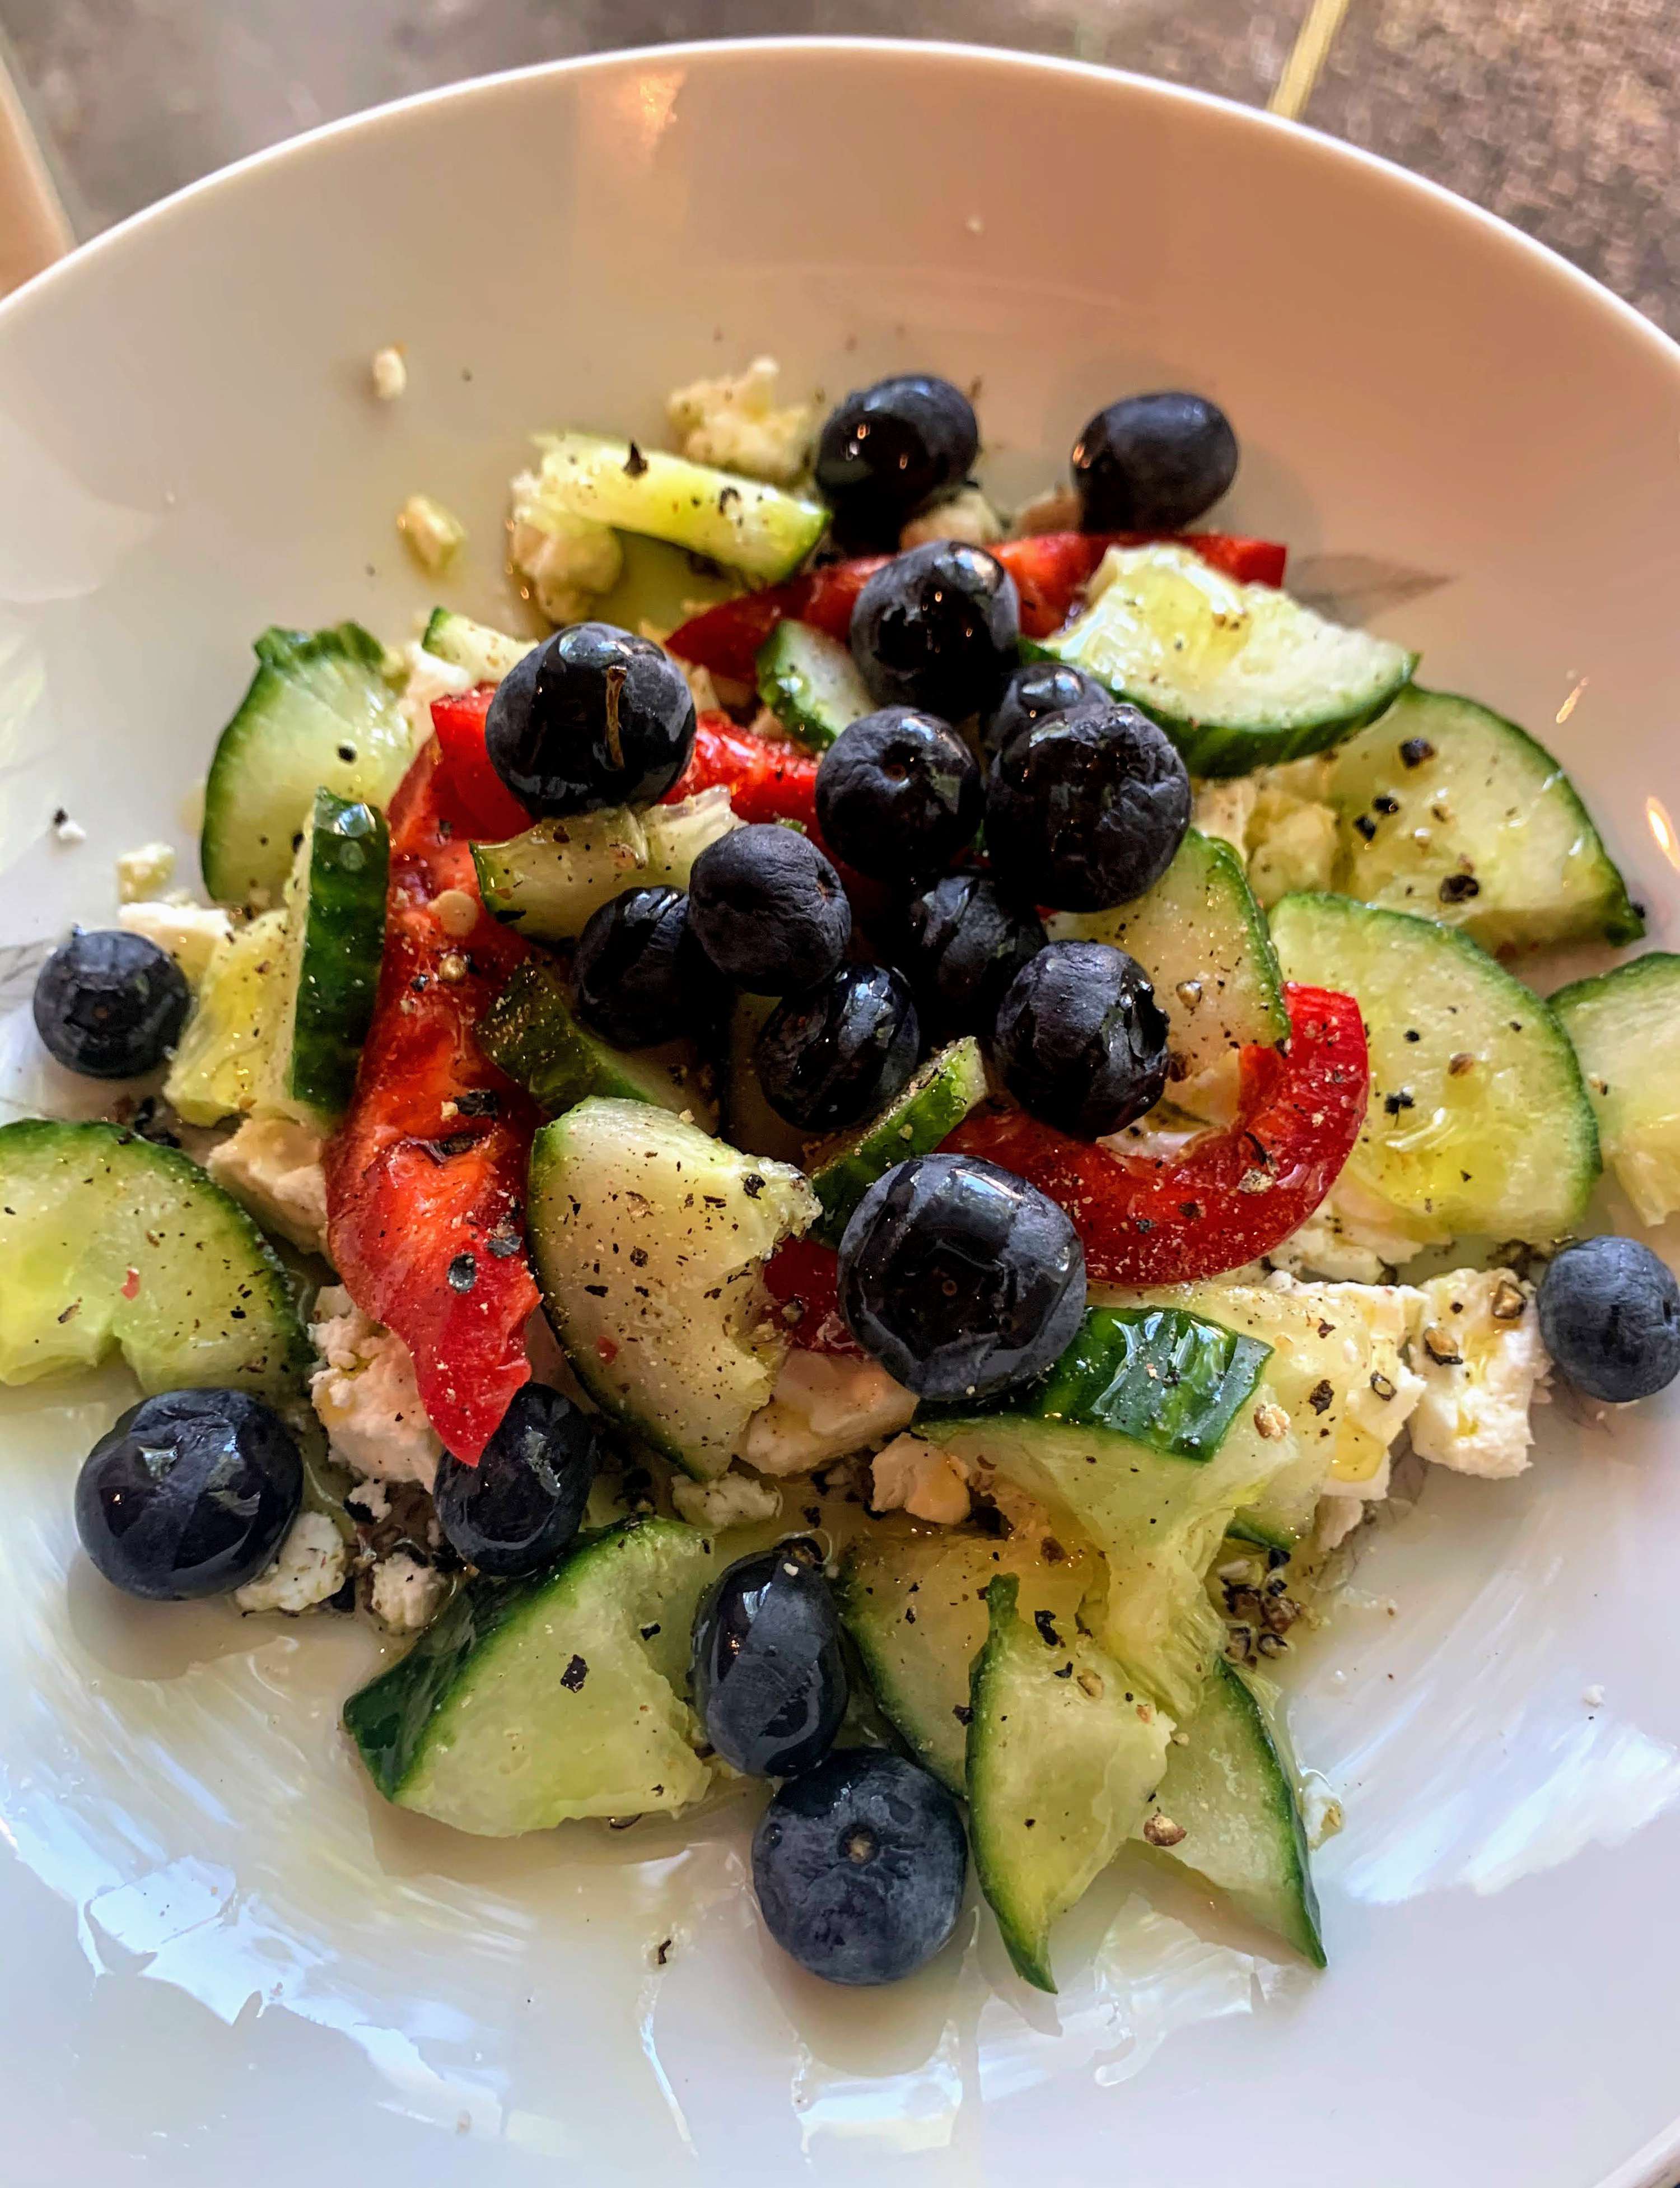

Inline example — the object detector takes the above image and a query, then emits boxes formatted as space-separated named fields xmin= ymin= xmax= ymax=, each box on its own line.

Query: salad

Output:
xmin=8 ymin=357 xmax=1678 ymax=1998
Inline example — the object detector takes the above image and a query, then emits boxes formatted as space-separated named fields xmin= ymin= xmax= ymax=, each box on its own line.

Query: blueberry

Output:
xmin=850 ymin=542 xmax=1019 ymax=723
xmin=982 ymin=660 xmax=1108 ymax=762
xmin=752 ymin=1746 xmax=967 ymax=1984
xmin=814 ymin=375 xmax=979 ymax=551
xmin=686 ymin=824 xmax=852 ymax=995
xmin=1538 ymin=1236 xmax=1680 ymax=1403
xmin=432 ymin=1383 xmax=603 ymax=1577
xmin=1071 ymin=392 xmax=1239 ymax=533
xmin=34 ymin=929 xmax=190 ymax=1081
xmin=692 ymin=1539 xmax=849 ymax=1778
xmin=993 ymin=940 xmax=1169 ymax=1138
xmin=838 ymin=1152 xmax=1085 ymax=1402
xmin=572 ymin=887 xmax=722 ymax=1049
xmin=815 ymin=708 xmax=982 ymax=882
xmin=987 ymin=701 xmax=1189 ymax=913
xmin=757 ymin=963 xmax=920 ymax=1132
xmin=74 ymin=1389 xmax=302 ymax=1600
xmin=895 ymin=873 xmax=1046 ymax=1045
xmin=486 ymin=621 xmax=696 ymax=817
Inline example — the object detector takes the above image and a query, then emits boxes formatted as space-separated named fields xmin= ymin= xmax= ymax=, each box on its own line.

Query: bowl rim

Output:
xmin=2 ymin=38 xmax=1677 ymax=2188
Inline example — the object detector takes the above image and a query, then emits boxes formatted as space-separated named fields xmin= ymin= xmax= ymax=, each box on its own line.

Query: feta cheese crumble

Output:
xmin=206 ymin=1116 xmax=330 ymax=1254
xmin=398 ymin=494 xmax=466 ymax=575
xmin=743 ymin=1350 xmax=918 ymax=1475
xmin=116 ymin=841 xmax=176 ymax=903
xmin=369 ymin=1549 xmax=449 ymax=1633
xmin=118 ymin=899 xmax=233 ymax=988
xmin=508 ymin=471 xmax=624 ymax=626
xmin=666 ymin=356 xmax=814 ymax=486
xmin=1409 ymin=1269 xmax=1551 ymax=1479
xmin=899 ymin=486 xmax=1005 ymax=551
xmin=671 ymin=1469 xmax=782 ymax=1530
xmin=869 ymin=1434 xmax=972 ymax=1526
xmin=370 ymin=346 xmax=408 ymax=402
xmin=235 ymin=1511 xmax=349 ymax=1614
xmin=1190 ymin=776 xmax=1257 ymax=857
xmin=309 ymin=1284 xmax=444 ymax=1489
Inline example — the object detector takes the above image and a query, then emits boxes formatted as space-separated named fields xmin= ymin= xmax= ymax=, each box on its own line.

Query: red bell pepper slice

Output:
xmin=323 ymin=737 xmax=540 ymax=1463
xmin=666 ymin=532 xmax=1286 ymax=679
xmin=429 ymin=686 xmax=535 ymax=842
xmin=662 ymin=710 xmax=821 ymax=832
xmin=941 ymin=984 xmax=1368 ymax=1287
xmin=763 ymin=1234 xmax=864 ymax=1358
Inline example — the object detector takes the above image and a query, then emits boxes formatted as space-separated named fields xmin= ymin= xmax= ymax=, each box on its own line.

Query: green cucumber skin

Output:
xmin=967 ymin=1576 xmax=1055 ymax=1991
xmin=1551 ymin=952 xmax=1680 ymax=1225
xmin=0 ymin=1118 xmax=309 ymax=1398
xmin=286 ymin=790 xmax=388 ymax=1123
xmin=808 ymin=1039 xmax=988 ymax=1246
xmin=754 ymin=621 xmax=873 ymax=751
xmin=1550 ymin=952 xmax=1680 ymax=1017
xmin=421 ymin=608 xmax=535 ymax=685
xmin=478 ymin=960 xmax=712 ymax=1125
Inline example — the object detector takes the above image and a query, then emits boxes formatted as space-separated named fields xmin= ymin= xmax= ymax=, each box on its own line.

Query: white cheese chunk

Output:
xmin=666 ymin=356 xmax=814 ymax=486
xmin=369 ymin=1549 xmax=449 ymax=1633
xmin=234 ymin=1510 xmax=349 ymax=1614
xmin=118 ymin=899 xmax=234 ymax=988
xmin=116 ymin=841 xmax=176 ymax=902
xmin=508 ymin=471 xmax=625 ymax=626
xmin=898 ymin=486 xmax=1005 ymax=551
xmin=1190 ymin=777 xmax=1257 ymax=856
xmin=397 ymin=493 xmax=466 ymax=575
xmin=1270 ymin=1172 xmax=1431 ymax=1284
xmin=1409 ymin=1268 xmax=1551 ymax=1479
xmin=370 ymin=346 xmax=408 ymax=401
xmin=671 ymin=1469 xmax=782 ymax=1530
xmin=742 ymin=1349 xmax=918 ymax=1476
xmin=869 ymin=1433 xmax=972 ymax=1526
xmin=308 ymin=1284 xmax=443 ymax=1489
xmin=206 ymin=1116 xmax=329 ymax=1254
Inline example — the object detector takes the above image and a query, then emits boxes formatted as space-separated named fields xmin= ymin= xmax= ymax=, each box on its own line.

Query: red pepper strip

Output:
xmin=430 ymin=686 xmax=535 ymax=842
xmin=666 ymin=533 xmax=1286 ymax=679
xmin=941 ymin=985 xmax=1368 ymax=1287
xmin=662 ymin=710 xmax=821 ymax=831
xmin=763 ymin=1234 xmax=863 ymax=1358
xmin=324 ymin=737 xmax=540 ymax=1462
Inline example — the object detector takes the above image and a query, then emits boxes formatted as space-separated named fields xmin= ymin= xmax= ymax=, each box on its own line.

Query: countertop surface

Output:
xmin=3 ymin=0 xmax=1677 ymax=335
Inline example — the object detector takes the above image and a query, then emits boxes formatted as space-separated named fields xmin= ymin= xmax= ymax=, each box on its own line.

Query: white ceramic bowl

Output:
xmin=1 ymin=40 xmax=1677 ymax=2188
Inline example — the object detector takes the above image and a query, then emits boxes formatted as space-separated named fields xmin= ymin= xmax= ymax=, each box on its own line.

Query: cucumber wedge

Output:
xmin=969 ymin=1575 xmax=1174 ymax=1991
xmin=1269 ymin=892 xmax=1600 ymax=1243
xmin=1031 ymin=544 xmax=1416 ymax=776
xmin=343 ymin=1519 xmax=720 ymax=1833
xmin=1327 ymin=687 xmax=1644 ymax=949
xmin=202 ymin=624 xmax=413 ymax=909
xmin=527 ymin=432 xmax=827 ymax=583
xmin=1552 ymin=953 xmax=1680 ymax=1225
xmin=1140 ymin=1658 xmax=1324 ymax=1966
xmin=478 ymin=958 xmax=714 ymax=1126
xmin=719 ymin=993 xmax=808 ymax=1164
xmin=0 ymin=1119 xmax=307 ymax=1398
xmin=472 ymin=787 xmax=739 ymax=942
xmin=754 ymin=621 xmax=874 ymax=750
xmin=593 ymin=531 xmax=747 ymax=639
xmin=163 ymin=907 xmax=289 ymax=1126
xmin=421 ymin=608 xmax=535 ymax=685
xmin=528 ymin=1098 xmax=818 ymax=1478
xmin=806 ymin=1038 xmax=988 ymax=1245
xmin=1050 ymin=828 xmax=1287 ymax=1076
xmin=837 ymin=1515 xmax=1102 ymax=1793
xmin=256 ymin=789 xmax=388 ymax=1129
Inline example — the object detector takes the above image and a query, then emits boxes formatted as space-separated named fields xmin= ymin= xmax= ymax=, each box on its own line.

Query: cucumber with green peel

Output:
xmin=1268 ymin=892 xmax=1600 ymax=1244
xmin=719 ymin=993 xmax=807 ymax=1164
xmin=968 ymin=1575 xmax=1174 ymax=1992
xmin=163 ymin=907 xmax=289 ymax=1126
xmin=754 ymin=620 xmax=874 ymax=751
xmin=1029 ymin=543 xmax=1416 ymax=775
xmin=806 ymin=1038 xmax=988 ymax=1245
xmin=1552 ymin=952 xmax=1680 ymax=1225
xmin=593 ymin=532 xmax=747 ymax=643
xmin=478 ymin=958 xmax=715 ymax=1127
xmin=421 ymin=608 xmax=535 ymax=685
xmin=527 ymin=1097 xmax=819 ymax=1478
xmin=1049 ymin=828 xmax=1286 ymax=1077
xmin=343 ymin=1518 xmax=721 ymax=1833
xmin=526 ymin=432 xmax=827 ymax=583
xmin=255 ymin=789 xmax=388 ymax=1129
xmin=1327 ymin=687 xmax=1644 ymax=949
xmin=472 ymin=787 xmax=739 ymax=942
xmin=837 ymin=1515 xmax=1103 ymax=1793
xmin=202 ymin=623 xmax=413 ymax=908
xmin=0 ymin=1119 xmax=308 ymax=1399
xmin=1139 ymin=1656 xmax=1324 ymax=1966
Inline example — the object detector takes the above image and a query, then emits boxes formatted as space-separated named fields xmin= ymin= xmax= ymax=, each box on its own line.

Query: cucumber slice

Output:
xmin=478 ymin=958 xmax=714 ymax=1126
xmin=806 ymin=1038 xmax=988 ymax=1245
xmin=593 ymin=532 xmax=746 ymax=644
xmin=202 ymin=624 xmax=413 ymax=909
xmin=527 ymin=432 xmax=827 ymax=583
xmin=1327 ymin=687 xmax=1643 ymax=949
xmin=719 ymin=994 xmax=808 ymax=1163
xmin=1031 ymin=544 xmax=1415 ymax=775
xmin=1269 ymin=892 xmax=1600 ymax=1242
xmin=528 ymin=1098 xmax=819 ymax=1478
xmin=1141 ymin=1657 xmax=1324 ymax=1966
xmin=0 ymin=1119 xmax=308 ymax=1398
xmin=421 ymin=608 xmax=535 ymax=685
xmin=343 ymin=1518 xmax=720 ymax=1833
xmin=162 ymin=907 xmax=288 ymax=1127
xmin=754 ymin=621 xmax=874 ymax=751
xmin=1552 ymin=953 xmax=1680 ymax=1225
xmin=921 ymin=1305 xmax=1284 ymax=1717
xmin=256 ymin=789 xmax=388 ymax=1129
xmin=836 ymin=1515 xmax=1101 ymax=1793
xmin=1050 ymin=828 xmax=1287 ymax=1076
xmin=968 ymin=1575 xmax=1174 ymax=1992
xmin=472 ymin=787 xmax=739 ymax=942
